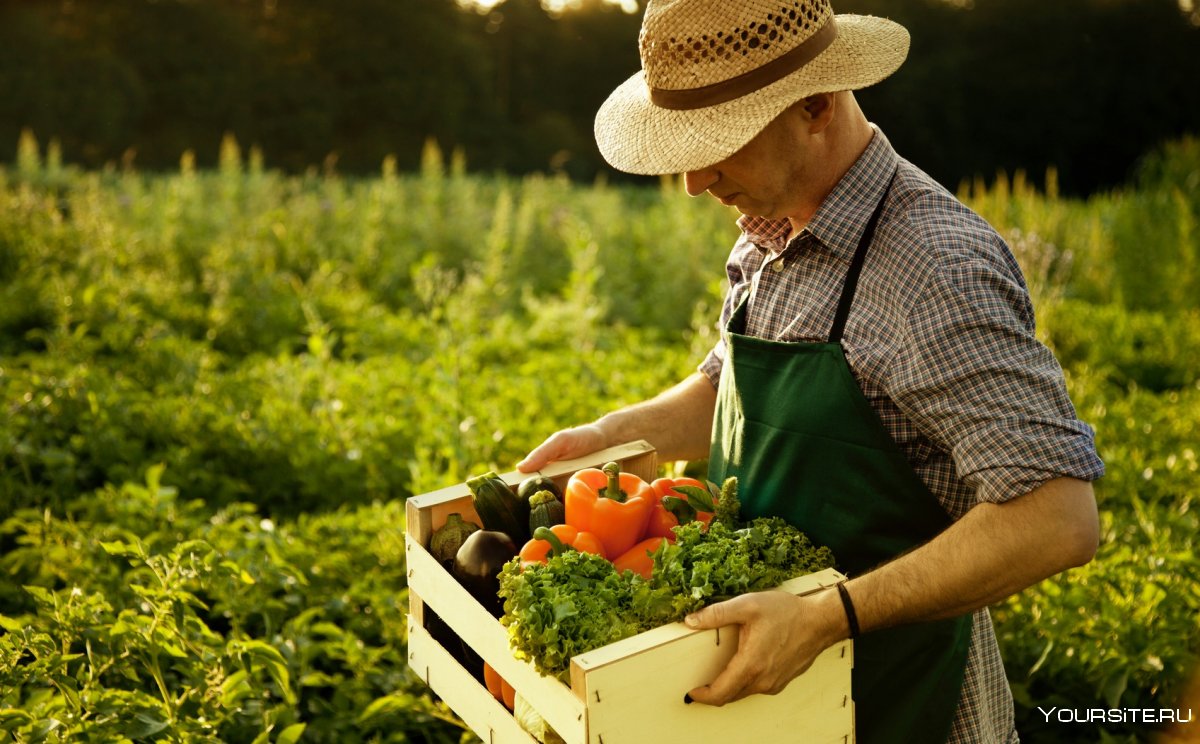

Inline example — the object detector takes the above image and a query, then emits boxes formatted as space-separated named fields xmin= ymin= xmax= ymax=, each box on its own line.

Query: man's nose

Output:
xmin=684 ymin=168 xmax=719 ymax=197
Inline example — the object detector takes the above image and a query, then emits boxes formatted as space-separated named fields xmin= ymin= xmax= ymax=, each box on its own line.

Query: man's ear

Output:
xmin=800 ymin=93 xmax=836 ymax=133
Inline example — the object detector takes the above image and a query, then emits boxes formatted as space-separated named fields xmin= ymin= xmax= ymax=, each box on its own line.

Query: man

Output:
xmin=517 ymin=1 xmax=1104 ymax=741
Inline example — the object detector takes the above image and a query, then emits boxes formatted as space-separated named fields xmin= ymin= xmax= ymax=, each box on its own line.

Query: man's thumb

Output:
xmin=684 ymin=599 xmax=737 ymax=629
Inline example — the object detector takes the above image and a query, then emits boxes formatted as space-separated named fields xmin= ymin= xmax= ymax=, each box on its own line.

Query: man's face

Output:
xmin=682 ymin=103 xmax=815 ymax=221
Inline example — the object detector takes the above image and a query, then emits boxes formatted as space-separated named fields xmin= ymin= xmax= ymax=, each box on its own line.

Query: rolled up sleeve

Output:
xmin=886 ymin=256 xmax=1104 ymax=504
xmin=699 ymin=338 xmax=726 ymax=389
xmin=697 ymin=240 xmax=758 ymax=390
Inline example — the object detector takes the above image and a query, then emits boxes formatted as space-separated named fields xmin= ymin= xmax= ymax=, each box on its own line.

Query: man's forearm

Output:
xmin=846 ymin=476 xmax=1099 ymax=632
xmin=595 ymin=372 xmax=717 ymax=462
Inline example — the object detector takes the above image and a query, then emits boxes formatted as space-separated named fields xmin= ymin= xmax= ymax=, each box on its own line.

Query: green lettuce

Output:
xmin=498 ymin=515 xmax=835 ymax=681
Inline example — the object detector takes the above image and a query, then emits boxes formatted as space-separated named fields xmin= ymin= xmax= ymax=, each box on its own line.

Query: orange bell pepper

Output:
xmin=646 ymin=477 xmax=716 ymax=540
xmin=483 ymin=661 xmax=503 ymax=700
xmin=518 ymin=524 xmax=606 ymax=565
xmin=612 ymin=537 xmax=667 ymax=579
xmin=483 ymin=661 xmax=516 ymax=711
xmin=565 ymin=462 xmax=654 ymax=559
xmin=502 ymin=677 xmax=515 ymax=711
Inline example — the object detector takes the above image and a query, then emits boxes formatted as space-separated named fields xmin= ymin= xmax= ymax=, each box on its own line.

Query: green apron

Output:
xmin=708 ymin=176 xmax=973 ymax=744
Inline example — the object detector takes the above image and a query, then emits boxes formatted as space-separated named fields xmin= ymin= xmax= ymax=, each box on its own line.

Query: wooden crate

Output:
xmin=405 ymin=440 xmax=855 ymax=744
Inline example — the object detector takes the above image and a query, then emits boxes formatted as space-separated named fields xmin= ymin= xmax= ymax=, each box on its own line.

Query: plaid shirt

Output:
xmin=699 ymin=128 xmax=1104 ymax=743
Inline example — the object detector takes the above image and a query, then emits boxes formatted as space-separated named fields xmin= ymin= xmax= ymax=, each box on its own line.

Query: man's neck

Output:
xmin=786 ymin=110 xmax=875 ymax=240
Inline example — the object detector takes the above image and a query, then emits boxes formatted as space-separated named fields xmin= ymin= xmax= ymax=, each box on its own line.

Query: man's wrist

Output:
xmin=587 ymin=417 xmax=617 ymax=450
xmin=835 ymin=581 xmax=860 ymax=638
xmin=811 ymin=583 xmax=853 ymax=646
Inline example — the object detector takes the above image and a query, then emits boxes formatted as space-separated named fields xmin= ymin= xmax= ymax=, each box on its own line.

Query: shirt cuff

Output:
xmin=699 ymin=340 xmax=726 ymax=389
xmin=953 ymin=418 xmax=1106 ymax=504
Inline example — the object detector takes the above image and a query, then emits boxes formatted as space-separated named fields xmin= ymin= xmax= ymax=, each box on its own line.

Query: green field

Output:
xmin=1 ymin=131 xmax=1198 ymax=742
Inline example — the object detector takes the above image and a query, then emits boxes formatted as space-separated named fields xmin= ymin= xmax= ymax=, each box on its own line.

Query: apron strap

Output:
xmin=828 ymin=170 xmax=896 ymax=344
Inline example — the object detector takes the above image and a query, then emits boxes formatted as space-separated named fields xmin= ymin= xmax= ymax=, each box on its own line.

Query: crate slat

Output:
xmin=408 ymin=616 xmax=536 ymax=744
xmin=406 ymin=534 xmax=587 ymax=742
xmin=580 ymin=633 xmax=852 ymax=744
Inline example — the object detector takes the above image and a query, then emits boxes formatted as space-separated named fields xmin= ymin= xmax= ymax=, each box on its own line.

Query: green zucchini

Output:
xmin=517 ymin=474 xmax=562 ymax=502
xmin=466 ymin=471 xmax=530 ymax=543
xmin=528 ymin=489 xmax=566 ymax=533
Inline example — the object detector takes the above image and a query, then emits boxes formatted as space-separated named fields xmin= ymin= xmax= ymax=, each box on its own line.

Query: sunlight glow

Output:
xmin=459 ymin=0 xmax=639 ymax=14
xmin=461 ymin=0 xmax=1198 ymax=23
xmin=1182 ymin=0 xmax=1200 ymax=25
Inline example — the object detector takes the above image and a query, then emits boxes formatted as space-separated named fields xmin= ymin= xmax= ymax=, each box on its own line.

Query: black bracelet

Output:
xmin=836 ymin=581 xmax=861 ymax=639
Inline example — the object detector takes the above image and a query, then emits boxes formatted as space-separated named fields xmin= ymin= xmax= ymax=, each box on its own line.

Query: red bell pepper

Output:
xmin=613 ymin=537 xmax=667 ymax=580
xmin=518 ymin=524 xmax=606 ymax=565
xmin=645 ymin=477 xmax=716 ymax=540
xmin=565 ymin=462 xmax=654 ymax=559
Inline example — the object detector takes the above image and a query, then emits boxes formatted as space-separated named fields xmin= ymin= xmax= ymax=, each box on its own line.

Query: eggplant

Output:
xmin=452 ymin=529 xmax=518 ymax=618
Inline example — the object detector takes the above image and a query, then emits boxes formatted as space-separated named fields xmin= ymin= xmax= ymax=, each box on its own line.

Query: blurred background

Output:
xmin=1 ymin=0 xmax=1198 ymax=194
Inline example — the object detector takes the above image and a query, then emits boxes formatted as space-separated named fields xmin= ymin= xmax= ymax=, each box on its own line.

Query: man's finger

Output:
xmin=684 ymin=595 xmax=773 ymax=706
xmin=516 ymin=431 xmax=572 ymax=472
xmin=516 ymin=442 xmax=555 ymax=473
xmin=684 ymin=594 xmax=752 ymax=630
xmin=683 ymin=597 xmax=753 ymax=705
xmin=517 ymin=426 xmax=605 ymax=472
xmin=687 ymin=647 xmax=757 ymax=707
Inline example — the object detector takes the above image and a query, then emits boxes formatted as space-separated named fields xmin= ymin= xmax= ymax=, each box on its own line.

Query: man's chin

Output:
xmin=736 ymin=204 xmax=775 ymax=219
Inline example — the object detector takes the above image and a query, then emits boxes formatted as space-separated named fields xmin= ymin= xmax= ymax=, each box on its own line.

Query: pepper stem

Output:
xmin=533 ymin=526 xmax=572 ymax=557
xmin=601 ymin=462 xmax=626 ymax=503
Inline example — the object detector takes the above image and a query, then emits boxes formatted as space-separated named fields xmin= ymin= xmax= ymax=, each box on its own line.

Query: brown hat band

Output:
xmin=648 ymin=16 xmax=840 ymax=111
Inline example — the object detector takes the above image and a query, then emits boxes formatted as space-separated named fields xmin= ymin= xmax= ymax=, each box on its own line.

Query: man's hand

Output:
xmin=516 ymin=424 xmax=608 ymax=473
xmin=516 ymin=372 xmax=718 ymax=472
xmin=683 ymin=587 xmax=848 ymax=706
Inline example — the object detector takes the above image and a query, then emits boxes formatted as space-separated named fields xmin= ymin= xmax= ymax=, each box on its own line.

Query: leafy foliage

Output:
xmin=0 ymin=467 xmax=461 ymax=742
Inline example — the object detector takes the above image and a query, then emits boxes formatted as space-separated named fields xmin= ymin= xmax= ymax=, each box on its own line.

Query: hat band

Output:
xmin=648 ymin=16 xmax=839 ymax=111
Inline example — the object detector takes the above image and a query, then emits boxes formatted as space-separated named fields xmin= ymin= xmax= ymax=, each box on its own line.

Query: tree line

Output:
xmin=1 ymin=0 xmax=1197 ymax=195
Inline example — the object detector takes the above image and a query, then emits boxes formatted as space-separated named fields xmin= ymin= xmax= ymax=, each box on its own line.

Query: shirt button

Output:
xmin=772 ymin=260 xmax=785 ymax=272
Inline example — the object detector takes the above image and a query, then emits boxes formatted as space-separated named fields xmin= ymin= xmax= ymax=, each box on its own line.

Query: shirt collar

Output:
xmin=736 ymin=125 xmax=899 ymax=261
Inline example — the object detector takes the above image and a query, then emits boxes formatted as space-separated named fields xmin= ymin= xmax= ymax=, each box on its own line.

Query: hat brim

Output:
xmin=594 ymin=15 xmax=909 ymax=176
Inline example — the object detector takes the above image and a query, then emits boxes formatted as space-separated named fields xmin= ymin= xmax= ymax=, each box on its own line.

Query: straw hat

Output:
xmin=594 ymin=0 xmax=909 ymax=175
